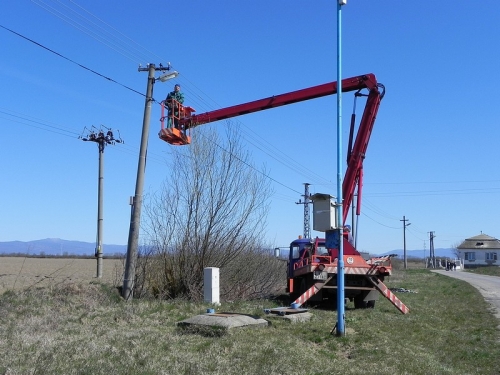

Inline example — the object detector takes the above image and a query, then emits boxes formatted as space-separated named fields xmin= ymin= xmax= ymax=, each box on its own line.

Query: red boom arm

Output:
xmin=342 ymin=78 xmax=383 ymax=223
xmin=181 ymin=74 xmax=380 ymax=130
xmin=178 ymin=74 xmax=383 ymax=224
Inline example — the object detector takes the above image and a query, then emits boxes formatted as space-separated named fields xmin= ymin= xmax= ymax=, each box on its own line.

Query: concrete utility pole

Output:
xmin=122 ymin=63 xmax=177 ymax=300
xmin=295 ymin=183 xmax=311 ymax=239
xmin=401 ymin=216 xmax=411 ymax=269
xmin=429 ymin=231 xmax=436 ymax=268
xmin=80 ymin=126 xmax=123 ymax=278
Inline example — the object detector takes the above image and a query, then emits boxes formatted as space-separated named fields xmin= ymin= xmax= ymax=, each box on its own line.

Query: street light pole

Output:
xmin=122 ymin=63 xmax=175 ymax=300
xmin=335 ymin=0 xmax=347 ymax=337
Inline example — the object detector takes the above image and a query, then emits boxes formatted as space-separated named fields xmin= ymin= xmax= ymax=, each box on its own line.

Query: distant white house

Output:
xmin=457 ymin=233 xmax=500 ymax=268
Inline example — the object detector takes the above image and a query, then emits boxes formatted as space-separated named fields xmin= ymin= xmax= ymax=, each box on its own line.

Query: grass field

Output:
xmin=0 ymin=257 xmax=499 ymax=375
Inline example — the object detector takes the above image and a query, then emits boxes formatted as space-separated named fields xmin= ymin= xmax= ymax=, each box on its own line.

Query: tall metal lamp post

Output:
xmin=335 ymin=0 xmax=347 ymax=337
xmin=122 ymin=64 xmax=178 ymax=300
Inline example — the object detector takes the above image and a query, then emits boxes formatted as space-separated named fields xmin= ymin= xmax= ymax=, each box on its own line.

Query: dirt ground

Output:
xmin=0 ymin=257 xmax=124 ymax=294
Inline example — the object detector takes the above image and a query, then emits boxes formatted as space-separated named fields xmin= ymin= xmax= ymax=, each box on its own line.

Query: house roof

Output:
xmin=457 ymin=233 xmax=500 ymax=250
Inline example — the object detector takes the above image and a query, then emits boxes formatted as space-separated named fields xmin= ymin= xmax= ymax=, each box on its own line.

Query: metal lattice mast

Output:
xmin=296 ymin=183 xmax=311 ymax=239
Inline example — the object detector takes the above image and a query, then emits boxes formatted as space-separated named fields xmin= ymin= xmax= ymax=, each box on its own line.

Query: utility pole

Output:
xmin=423 ymin=240 xmax=426 ymax=267
xmin=401 ymin=216 xmax=410 ymax=269
xmin=80 ymin=126 xmax=123 ymax=278
xmin=429 ymin=231 xmax=436 ymax=268
xmin=122 ymin=63 xmax=178 ymax=300
xmin=295 ymin=183 xmax=311 ymax=239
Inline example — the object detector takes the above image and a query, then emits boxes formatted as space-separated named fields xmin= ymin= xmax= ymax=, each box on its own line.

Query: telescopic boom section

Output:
xmin=176 ymin=73 xmax=383 ymax=222
xmin=342 ymin=78 xmax=383 ymax=223
xmin=179 ymin=73 xmax=380 ymax=130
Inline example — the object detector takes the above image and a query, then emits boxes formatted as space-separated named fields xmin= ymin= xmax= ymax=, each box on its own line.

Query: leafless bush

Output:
xmin=134 ymin=244 xmax=286 ymax=301
xmin=219 ymin=249 xmax=286 ymax=300
xmin=137 ymin=125 xmax=282 ymax=300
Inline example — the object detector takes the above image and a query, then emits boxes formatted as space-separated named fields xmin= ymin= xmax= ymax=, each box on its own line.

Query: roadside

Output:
xmin=432 ymin=269 xmax=500 ymax=326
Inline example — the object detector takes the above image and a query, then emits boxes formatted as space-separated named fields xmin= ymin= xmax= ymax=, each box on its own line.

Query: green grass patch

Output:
xmin=466 ymin=265 xmax=500 ymax=277
xmin=0 ymin=271 xmax=499 ymax=374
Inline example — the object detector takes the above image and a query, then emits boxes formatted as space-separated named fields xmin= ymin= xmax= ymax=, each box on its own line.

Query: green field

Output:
xmin=465 ymin=265 xmax=500 ymax=277
xmin=0 ymin=262 xmax=499 ymax=375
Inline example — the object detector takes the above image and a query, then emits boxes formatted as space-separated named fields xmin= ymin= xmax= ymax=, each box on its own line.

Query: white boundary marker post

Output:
xmin=204 ymin=267 xmax=220 ymax=305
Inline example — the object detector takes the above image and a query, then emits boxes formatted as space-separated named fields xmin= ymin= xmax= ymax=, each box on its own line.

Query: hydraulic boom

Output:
xmin=173 ymin=73 xmax=384 ymax=223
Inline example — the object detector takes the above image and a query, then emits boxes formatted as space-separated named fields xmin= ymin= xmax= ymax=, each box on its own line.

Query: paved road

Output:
xmin=432 ymin=270 xmax=500 ymax=324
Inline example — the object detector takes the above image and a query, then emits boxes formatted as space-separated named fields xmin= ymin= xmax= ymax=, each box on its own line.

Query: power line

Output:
xmin=0 ymin=110 xmax=79 ymax=138
xmin=193 ymin=129 xmax=302 ymax=195
xmin=0 ymin=24 xmax=145 ymax=97
xmin=32 ymin=0 xmax=163 ymax=63
xmin=0 ymin=20 xmax=312 ymax=194
xmin=20 ymin=2 xmax=341 ymax=189
xmin=1 ymin=8 xmax=371 ymax=197
xmin=360 ymin=212 xmax=399 ymax=229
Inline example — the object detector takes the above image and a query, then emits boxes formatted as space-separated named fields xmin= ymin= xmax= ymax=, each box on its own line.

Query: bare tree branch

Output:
xmin=138 ymin=125 xmax=281 ymax=300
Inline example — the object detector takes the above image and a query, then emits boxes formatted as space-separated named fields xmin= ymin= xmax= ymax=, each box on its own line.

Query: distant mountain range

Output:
xmin=0 ymin=238 xmax=127 ymax=256
xmin=0 ymin=238 xmax=456 ymax=259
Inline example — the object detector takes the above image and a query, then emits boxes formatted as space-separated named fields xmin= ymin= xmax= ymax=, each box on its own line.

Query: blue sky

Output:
xmin=1 ymin=1 xmax=499 ymax=254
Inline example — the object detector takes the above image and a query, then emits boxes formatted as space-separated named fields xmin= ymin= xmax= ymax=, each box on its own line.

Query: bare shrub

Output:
xmin=219 ymin=250 xmax=287 ymax=300
xmin=138 ymin=125 xmax=282 ymax=300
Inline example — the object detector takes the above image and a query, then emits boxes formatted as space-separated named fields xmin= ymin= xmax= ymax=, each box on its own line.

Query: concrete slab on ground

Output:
xmin=266 ymin=311 xmax=313 ymax=323
xmin=265 ymin=307 xmax=313 ymax=323
xmin=177 ymin=312 xmax=269 ymax=330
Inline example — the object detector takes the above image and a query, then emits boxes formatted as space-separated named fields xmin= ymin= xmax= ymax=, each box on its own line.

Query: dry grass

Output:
xmin=0 ymin=259 xmax=499 ymax=375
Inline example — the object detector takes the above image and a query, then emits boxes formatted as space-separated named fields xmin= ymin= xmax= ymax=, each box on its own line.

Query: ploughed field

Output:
xmin=0 ymin=257 xmax=124 ymax=293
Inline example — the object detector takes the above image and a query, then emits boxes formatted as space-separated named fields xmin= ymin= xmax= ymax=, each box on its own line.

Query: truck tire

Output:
xmin=354 ymin=296 xmax=367 ymax=309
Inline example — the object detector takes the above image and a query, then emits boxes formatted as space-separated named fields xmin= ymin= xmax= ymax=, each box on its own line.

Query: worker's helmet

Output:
xmin=344 ymin=225 xmax=351 ymax=232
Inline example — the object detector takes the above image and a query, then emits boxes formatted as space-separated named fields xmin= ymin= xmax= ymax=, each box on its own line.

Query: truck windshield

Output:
xmin=316 ymin=245 xmax=328 ymax=255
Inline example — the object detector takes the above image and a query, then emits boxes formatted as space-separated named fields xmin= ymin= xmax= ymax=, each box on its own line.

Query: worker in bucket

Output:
xmin=344 ymin=225 xmax=354 ymax=246
xmin=165 ymin=83 xmax=184 ymax=129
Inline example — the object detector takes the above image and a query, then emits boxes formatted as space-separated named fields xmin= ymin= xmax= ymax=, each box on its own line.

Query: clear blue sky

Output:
xmin=1 ymin=1 xmax=499 ymax=254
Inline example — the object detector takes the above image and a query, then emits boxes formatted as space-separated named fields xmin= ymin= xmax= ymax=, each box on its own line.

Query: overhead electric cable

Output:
xmin=194 ymin=130 xmax=302 ymax=195
xmin=26 ymin=1 xmax=337 ymax=188
xmin=361 ymin=212 xmax=399 ymax=229
xmin=8 ymin=2 xmax=340 ymax=192
xmin=31 ymin=0 xmax=153 ymax=63
xmin=0 ymin=24 xmax=145 ymax=97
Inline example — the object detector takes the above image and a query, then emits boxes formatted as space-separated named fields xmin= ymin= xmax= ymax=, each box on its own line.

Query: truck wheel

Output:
xmin=354 ymin=297 xmax=367 ymax=309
